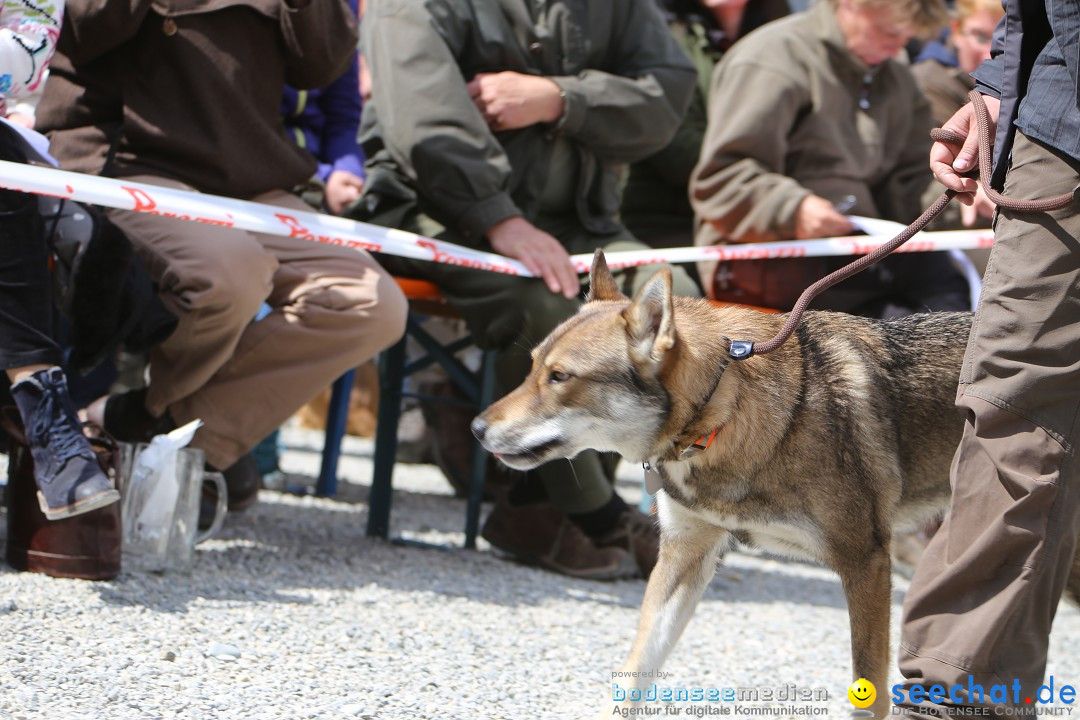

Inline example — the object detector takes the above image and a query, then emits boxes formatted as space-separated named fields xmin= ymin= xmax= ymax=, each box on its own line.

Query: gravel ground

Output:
xmin=1 ymin=424 xmax=1079 ymax=720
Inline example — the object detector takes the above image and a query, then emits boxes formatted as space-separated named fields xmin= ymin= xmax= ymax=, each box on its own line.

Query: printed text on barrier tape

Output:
xmin=0 ymin=160 xmax=992 ymax=275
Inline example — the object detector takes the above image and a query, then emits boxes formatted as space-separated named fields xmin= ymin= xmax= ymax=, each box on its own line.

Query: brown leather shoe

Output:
xmin=419 ymin=379 xmax=514 ymax=500
xmin=217 ymin=452 xmax=260 ymax=511
xmin=595 ymin=508 xmax=660 ymax=580
xmin=198 ymin=452 xmax=260 ymax=530
xmin=481 ymin=494 xmax=638 ymax=580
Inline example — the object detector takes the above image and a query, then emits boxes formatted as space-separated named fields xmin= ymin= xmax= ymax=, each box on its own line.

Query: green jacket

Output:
xmin=691 ymin=2 xmax=934 ymax=292
xmin=357 ymin=0 xmax=696 ymax=244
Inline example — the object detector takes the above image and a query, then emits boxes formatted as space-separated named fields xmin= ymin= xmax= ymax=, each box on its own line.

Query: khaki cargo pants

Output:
xmin=898 ymin=132 xmax=1080 ymax=713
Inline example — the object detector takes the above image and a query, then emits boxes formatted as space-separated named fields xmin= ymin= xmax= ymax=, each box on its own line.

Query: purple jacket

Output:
xmin=281 ymin=0 xmax=364 ymax=183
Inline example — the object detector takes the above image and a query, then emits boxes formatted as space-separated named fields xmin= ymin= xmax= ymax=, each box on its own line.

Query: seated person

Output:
xmin=352 ymin=0 xmax=699 ymax=580
xmin=0 ymin=0 xmax=118 ymax=521
xmin=35 ymin=0 xmax=407 ymax=512
xmin=281 ymin=0 xmax=365 ymax=216
xmin=691 ymin=0 xmax=970 ymax=318
xmin=264 ymin=0 xmax=367 ymax=482
xmin=912 ymin=0 xmax=1002 ymax=235
xmin=911 ymin=0 xmax=1002 ymax=128
xmin=621 ymin=0 xmax=790 ymax=292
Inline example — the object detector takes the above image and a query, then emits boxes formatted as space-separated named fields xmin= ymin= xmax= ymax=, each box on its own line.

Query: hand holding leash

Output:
xmin=929 ymin=95 xmax=998 ymax=200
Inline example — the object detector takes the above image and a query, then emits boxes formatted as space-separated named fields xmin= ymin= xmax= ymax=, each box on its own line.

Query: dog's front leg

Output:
xmin=603 ymin=498 xmax=729 ymax=718
xmin=837 ymin=544 xmax=893 ymax=719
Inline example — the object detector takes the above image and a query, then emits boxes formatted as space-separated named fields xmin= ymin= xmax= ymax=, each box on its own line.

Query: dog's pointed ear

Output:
xmin=587 ymin=249 xmax=625 ymax=302
xmin=624 ymin=267 xmax=675 ymax=363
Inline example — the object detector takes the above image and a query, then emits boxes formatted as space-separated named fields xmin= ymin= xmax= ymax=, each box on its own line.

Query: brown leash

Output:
xmin=724 ymin=90 xmax=1078 ymax=360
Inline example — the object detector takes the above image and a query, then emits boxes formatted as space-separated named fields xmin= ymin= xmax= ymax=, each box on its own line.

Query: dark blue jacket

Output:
xmin=972 ymin=1 xmax=1080 ymax=189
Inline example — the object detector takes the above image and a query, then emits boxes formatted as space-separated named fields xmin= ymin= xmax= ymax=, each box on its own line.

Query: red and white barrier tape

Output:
xmin=0 ymin=160 xmax=992 ymax=275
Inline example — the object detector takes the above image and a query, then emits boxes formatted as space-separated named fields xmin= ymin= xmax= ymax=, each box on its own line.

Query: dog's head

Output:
xmin=472 ymin=250 xmax=679 ymax=468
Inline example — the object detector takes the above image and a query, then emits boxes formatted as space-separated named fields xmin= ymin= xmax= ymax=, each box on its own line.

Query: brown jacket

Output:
xmin=911 ymin=57 xmax=990 ymax=232
xmin=911 ymin=57 xmax=976 ymax=129
xmin=691 ymin=2 xmax=934 ymax=295
xmin=36 ymin=0 xmax=358 ymax=199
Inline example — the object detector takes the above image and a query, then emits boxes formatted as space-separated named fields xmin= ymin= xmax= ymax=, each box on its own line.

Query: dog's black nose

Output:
xmin=471 ymin=417 xmax=487 ymax=441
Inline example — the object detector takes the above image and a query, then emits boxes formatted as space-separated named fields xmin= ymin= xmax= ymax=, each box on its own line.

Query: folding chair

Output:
xmin=317 ymin=278 xmax=496 ymax=549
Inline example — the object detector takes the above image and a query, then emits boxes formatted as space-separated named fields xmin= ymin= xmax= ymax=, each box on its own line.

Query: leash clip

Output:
xmin=729 ymin=340 xmax=754 ymax=359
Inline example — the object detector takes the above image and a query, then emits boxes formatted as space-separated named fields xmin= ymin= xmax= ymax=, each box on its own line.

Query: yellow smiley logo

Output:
xmin=848 ymin=678 xmax=876 ymax=709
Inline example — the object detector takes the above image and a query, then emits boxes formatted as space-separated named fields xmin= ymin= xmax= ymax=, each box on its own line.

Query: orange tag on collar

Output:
xmin=680 ymin=427 xmax=719 ymax=459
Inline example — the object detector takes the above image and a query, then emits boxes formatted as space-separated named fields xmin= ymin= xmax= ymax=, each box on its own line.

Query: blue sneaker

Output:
xmin=10 ymin=367 xmax=120 ymax=520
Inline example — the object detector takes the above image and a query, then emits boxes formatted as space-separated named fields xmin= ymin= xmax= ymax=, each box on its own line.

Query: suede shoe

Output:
xmin=481 ymin=493 xmax=638 ymax=580
xmin=595 ymin=508 xmax=660 ymax=579
xmin=198 ymin=452 xmax=260 ymax=529
xmin=217 ymin=452 xmax=261 ymax=512
xmin=10 ymin=367 xmax=120 ymax=520
xmin=98 ymin=387 xmax=176 ymax=443
xmin=418 ymin=379 xmax=514 ymax=500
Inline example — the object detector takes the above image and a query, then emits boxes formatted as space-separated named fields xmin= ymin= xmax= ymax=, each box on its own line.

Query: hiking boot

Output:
xmin=10 ymin=367 xmax=120 ymax=520
xmin=595 ymin=507 xmax=661 ymax=579
xmin=481 ymin=493 xmax=638 ymax=580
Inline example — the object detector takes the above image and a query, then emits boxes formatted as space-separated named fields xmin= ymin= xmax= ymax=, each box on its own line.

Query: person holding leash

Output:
xmin=897 ymin=1 xmax=1080 ymax=715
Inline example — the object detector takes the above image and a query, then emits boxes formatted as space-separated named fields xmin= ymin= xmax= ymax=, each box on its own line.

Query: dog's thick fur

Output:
xmin=474 ymin=251 xmax=1078 ymax=718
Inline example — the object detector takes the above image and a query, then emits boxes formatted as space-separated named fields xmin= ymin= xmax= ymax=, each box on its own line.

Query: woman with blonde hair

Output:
xmin=912 ymin=0 xmax=1006 ymax=127
xmin=912 ymin=0 xmax=1004 ymax=231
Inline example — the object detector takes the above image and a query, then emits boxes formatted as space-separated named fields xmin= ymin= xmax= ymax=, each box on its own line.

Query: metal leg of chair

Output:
xmin=367 ymin=337 xmax=407 ymax=538
xmin=405 ymin=318 xmax=480 ymax=403
xmin=316 ymin=368 xmax=356 ymax=497
xmin=464 ymin=350 xmax=497 ymax=549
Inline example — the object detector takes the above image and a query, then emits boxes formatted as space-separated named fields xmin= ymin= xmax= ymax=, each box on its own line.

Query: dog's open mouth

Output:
xmin=491 ymin=439 xmax=564 ymax=468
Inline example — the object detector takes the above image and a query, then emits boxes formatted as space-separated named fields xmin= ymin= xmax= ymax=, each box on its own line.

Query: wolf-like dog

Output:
xmin=473 ymin=251 xmax=1079 ymax=718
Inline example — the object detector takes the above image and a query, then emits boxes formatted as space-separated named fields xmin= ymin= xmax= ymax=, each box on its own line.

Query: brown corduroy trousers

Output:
xmin=106 ymin=176 xmax=407 ymax=469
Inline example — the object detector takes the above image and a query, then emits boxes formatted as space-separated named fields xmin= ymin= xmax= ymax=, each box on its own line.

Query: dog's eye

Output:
xmin=548 ymin=370 xmax=572 ymax=384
